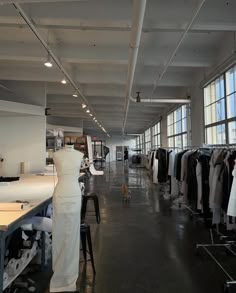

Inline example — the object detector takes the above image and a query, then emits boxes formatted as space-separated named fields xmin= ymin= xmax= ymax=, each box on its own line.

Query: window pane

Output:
xmin=182 ymin=118 xmax=187 ymax=132
xmin=227 ymin=94 xmax=236 ymax=119
xmin=182 ymin=105 xmax=187 ymax=118
xmin=183 ymin=134 xmax=187 ymax=148
xmin=226 ymin=68 xmax=235 ymax=95
xmin=217 ymin=124 xmax=226 ymax=144
xmin=211 ymin=82 xmax=216 ymax=104
xmin=229 ymin=121 xmax=236 ymax=144
xmin=157 ymin=134 xmax=160 ymax=146
xmin=175 ymin=121 xmax=182 ymax=134
xmin=175 ymin=135 xmax=182 ymax=149
xmin=206 ymin=124 xmax=226 ymax=145
xmin=168 ymin=137 xmax=174 ymax=148
xmin=205 ymin=105 xmax=211 ymax=125
xmin=174 ymin=108 xmax=182 ymax=122
xmin=215 ymin=77 xmax=224 ymax=100
xmin=216 ymin=99 xmax=225 ymax=122
xmin=168 ymin=125 xmax=173 ymax=136
xmin=168 ymin=113 xmax=173 ymax=126
xmin=204 ymin=86 xmax=211 ymax=106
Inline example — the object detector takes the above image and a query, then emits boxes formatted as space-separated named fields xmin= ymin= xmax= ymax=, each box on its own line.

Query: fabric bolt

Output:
xmin=227 ymin=161 xmax=236 ymax=217
xmin=50 ymin=145 xmax=83 ymax=293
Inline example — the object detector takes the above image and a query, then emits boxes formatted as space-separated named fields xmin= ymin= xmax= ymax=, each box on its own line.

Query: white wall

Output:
xmin=106 ymin=136 xmax=136 ymax=162
xmin=0 ymin=116 xmax=46 ymax=176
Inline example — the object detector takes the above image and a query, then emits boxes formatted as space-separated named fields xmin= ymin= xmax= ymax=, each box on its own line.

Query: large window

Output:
xmin=167 ymin=105 xmax=188 ymax=148
xmin=152 ymin=122 xmax=161 ymax=148
xmin=204 ymin=65 xmax=236 ymax=145
xmin=145 ymin=128 xmax=151 ymax=154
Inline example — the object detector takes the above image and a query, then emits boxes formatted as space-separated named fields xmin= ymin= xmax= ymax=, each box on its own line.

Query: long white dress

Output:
xmin=50 ymin=145 xmax=83 ymax=292
xmin=227 ymin=162 xmax=236 ymax=217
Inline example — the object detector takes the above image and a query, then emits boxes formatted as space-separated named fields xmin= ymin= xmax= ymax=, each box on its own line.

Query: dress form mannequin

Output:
xmin=50 ymin=144 xmax=83 ymax=292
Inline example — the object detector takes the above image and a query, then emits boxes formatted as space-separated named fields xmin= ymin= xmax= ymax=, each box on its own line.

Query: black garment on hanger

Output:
xmin=176 ymin=150 xmax=188 ymax=181
xmin=198 ymin=151 xmax=211 ymax=218
xmin=187 ymin=151 xmax=198 ymax=209
xmin=155 ymin=148 xmax=168 ymax=183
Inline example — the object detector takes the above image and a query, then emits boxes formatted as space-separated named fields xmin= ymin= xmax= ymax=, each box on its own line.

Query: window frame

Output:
xmin=204 ymin=65 xmax=236 ymax=145
xmin=167 ymin=105 xmax=188 ymax=149
xmin=152 ymin=121 xmax=161 ymax=149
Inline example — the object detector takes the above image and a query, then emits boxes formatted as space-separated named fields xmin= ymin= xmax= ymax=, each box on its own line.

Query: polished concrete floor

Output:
xmin=19 ymin=162 xmax=236 ymax=292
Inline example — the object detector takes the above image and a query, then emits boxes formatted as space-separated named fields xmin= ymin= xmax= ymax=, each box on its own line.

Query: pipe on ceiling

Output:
xmin=129 ymin=96 xmax=191 ymax=103
xmin=123 ymin=0 xmax=147 ymax=134
xmin=12 ymin=3 xmax=101 ymax=128
xmin=149 ymin=0 xmax=206 ymax=98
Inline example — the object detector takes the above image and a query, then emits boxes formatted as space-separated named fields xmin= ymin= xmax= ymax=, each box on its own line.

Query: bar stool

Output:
xmin=80 ymin=222 xmax=96 ymax=274
xmin=81 ymin=193 xmax=100 ymax=224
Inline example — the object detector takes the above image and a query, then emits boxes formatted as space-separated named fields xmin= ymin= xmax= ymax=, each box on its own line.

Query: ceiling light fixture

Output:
xmin=82 ymin=104 xmax=87 ymax=109
xmin=89 ymin=113 xmax=93 ymax=117
xmin=86 ymin=109 xmax=90 ymax=113
xmin=95 ymin=120 xmax=97 ymax=122
xmin=44 ymin=54 xmax=53 ymax=68
xmin=72 ymin=93 xmax=78 ymax=97
xmin=61 ymin=78 xmax=67 ymax=84
xmin=93 ymin=117 xmax=96 ymax=120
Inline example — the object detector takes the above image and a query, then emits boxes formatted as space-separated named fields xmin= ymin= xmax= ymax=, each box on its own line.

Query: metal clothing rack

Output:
xmin=196 ymin=228 xmax=236 ymax=292
xmin=194 ymin=144 xmax=236 ymax=292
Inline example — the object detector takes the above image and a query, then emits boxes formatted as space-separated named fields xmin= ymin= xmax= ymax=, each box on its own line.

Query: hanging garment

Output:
xmin=50 ymin=146 xmax=83 ymax=293
xmin=198 ymin=152 xmax=211 ymax=219
xmin=227 ymin=161 xmax=236 ymax=217
xmin=168 ymin=151 xmax=179 ymax=196
xmin=153 ymin=150 xmax=159 ymax=184
xmin=196 ymin=161 xmax=202 ymax=211
xmin=156 ymin=148 xmax=168 ymax=183
xmin=209 ymin=150 xmax=225 ymax=208
xmin=222 ymin=151 xmax=236 ymax=212
xmin=181 ymin=150 xmax=195 ymax=202
xmin=175 ymin=150 xmax=188 ymax=181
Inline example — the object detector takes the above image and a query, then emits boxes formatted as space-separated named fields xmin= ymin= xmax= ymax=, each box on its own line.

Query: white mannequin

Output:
xmin=50 ymin=144 xmax=83 ymax=293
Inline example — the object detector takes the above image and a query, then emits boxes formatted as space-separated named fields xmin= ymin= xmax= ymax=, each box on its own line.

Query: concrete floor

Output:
xmin=19 ymin=162 xmax=236 ymax=293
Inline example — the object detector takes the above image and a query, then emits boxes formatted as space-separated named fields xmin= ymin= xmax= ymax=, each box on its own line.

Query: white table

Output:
xmin=0 ymin=174 xmax=56 ymax=292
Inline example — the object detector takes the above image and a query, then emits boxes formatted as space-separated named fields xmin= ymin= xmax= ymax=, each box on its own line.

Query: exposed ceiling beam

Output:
xmin=0 ymin=21 xmax=236 ymax=33
xmin=1 ymin=0 xmax=85 ymax=3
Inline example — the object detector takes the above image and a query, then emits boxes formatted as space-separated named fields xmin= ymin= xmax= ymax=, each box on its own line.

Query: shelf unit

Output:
xmin=64 ymin=135 xmax=88 ymax=156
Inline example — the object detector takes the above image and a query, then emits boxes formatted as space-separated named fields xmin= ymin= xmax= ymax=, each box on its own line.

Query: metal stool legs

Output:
xmin=80 ymin=223 xmax=96 ymax=274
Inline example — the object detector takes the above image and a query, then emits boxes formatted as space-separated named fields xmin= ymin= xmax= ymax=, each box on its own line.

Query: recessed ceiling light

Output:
xmin=61 ymin=78 xmax=67 ymax=84
xmin=72 ymin=93 xmax=78 ymax=97
xmin=89 ymin=113 xmax=93 ymax=116
xmin=95 ymin=120 xmax=97 ymax=122
xmin=82 ymin=104 xmax=87 ymax=108
xmin=44 ymin=54 xmax=53 ymax=68
xmin=93 ymin=117 xmax=96 ymax=120
xmin=86 ymin=109 xmax=90 ymax=113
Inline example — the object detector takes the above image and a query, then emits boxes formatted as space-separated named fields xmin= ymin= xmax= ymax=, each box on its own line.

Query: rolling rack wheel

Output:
xmin=223 ymin=283 xmax=228 ymax=293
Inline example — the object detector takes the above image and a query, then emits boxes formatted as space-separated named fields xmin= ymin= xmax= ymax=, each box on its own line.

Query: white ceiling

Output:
xmin=0 ymin=0 xmax=235 ymax=136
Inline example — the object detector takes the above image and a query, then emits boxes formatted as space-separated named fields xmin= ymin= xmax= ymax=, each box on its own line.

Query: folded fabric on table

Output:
xmin=0 ymin=203 xmax=28 ymax=211
xmin=0 ymin=176 xmax=20 ymax=182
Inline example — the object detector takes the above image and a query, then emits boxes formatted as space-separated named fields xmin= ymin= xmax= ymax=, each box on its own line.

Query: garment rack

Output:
xmin=195 ymin=144 xmax=236 ymax=292
xmin=196 ymin=228 xmax=236 ymax=292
